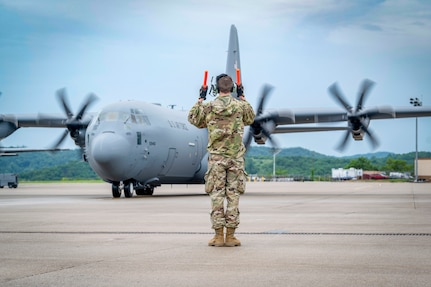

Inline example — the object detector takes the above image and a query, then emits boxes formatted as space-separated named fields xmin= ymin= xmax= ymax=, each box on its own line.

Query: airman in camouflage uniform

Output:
xmin=188 ymin=74 xmax=255 ymax=247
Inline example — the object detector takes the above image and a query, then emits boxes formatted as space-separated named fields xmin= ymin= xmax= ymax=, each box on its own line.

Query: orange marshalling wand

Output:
xmin=203 ymin=70 xmax=208 ymax=87
xmin=236 ymin=69 xmax=241 ymax=85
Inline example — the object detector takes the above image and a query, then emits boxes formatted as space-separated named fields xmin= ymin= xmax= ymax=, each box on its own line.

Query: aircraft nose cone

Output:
xmin=90 ymin=132 xmax=133 ymax=181
xmin=92 ymin=132 xmax=129 ymax=164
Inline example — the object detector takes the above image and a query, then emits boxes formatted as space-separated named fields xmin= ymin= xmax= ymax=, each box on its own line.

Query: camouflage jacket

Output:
xmin=188 ymin=94 xmax=255 ymax=158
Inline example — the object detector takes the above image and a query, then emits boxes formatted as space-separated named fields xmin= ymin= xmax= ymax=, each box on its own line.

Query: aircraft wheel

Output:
xmin=124 ymin=182 xmax=134 ymax=198
xmin=112 ymin=184 xmax=121 ymax=198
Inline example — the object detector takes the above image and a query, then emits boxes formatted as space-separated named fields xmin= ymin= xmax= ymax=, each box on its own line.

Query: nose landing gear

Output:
xmin=111 ymin=181 xmax=156 ymax=198
xmin=111 ymin=181 xmax=134 ymax=198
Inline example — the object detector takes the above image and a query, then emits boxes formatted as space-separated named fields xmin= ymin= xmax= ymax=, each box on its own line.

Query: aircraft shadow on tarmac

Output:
xmin=99 ymin=193 xmax=208 ymax=199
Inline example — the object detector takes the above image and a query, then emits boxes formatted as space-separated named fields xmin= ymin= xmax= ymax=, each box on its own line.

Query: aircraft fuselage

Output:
xmin=85 ymin=101 xmax=208 ymax=189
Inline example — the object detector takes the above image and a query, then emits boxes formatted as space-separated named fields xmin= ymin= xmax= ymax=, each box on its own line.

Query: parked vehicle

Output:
xmin=0 ymin=173 xmax=18 ymax=188
xmin=331 ymin=168 xmax=363 ymax=180
xmin=389 ymin=172 xmax=411 ymax=179
xmin=363 ymin=173 xmax=389 ymax=180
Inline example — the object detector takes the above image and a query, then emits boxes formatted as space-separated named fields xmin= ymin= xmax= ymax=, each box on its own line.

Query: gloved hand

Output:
xmin=199 ymin=86 xmax=208 ymax=100
xmin=237 ymin=84 xmax=244 ymax=98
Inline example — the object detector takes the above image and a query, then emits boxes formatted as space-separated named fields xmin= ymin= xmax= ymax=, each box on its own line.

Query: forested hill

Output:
xmin=244 ymin=146 xmax=431 ymax=178
xmin=0 ymin=150 xmax=98 ymax=181
xmin=246 ymin=146 xmax=395 ymax=159
xmin=246 ymin=146 xmax=331 ymax=158
xmin=1 ymin=147 xmax=430 ymax=181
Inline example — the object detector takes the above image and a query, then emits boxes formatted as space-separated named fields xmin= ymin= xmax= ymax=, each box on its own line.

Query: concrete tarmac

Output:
xmin=1 ymin=181 xmax=430 ymax=287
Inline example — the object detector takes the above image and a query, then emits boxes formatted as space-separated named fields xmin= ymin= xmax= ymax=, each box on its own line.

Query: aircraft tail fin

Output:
xmin=225 ymin=24 xmax=241 ymax=80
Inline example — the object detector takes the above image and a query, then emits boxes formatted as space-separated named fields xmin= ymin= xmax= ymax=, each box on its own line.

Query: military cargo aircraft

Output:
xmin=1 ymin=25 xmax=431 ymax=197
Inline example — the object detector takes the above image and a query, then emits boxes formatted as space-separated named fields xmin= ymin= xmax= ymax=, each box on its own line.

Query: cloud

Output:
xmin=361 ymin=23 xmax=382 ymax=31
xmin=1 ymin=0 xmax=430 ymax=155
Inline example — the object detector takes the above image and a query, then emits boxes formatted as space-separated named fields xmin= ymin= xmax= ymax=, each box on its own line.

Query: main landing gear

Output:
xmin=111 ymin=181 xmax=154 ymax=198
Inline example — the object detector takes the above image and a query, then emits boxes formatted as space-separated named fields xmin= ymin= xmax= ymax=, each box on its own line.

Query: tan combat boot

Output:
xmin=225 ymin=227 xmax=241 ymax=247
xmin=208 ymin=228 xmax=224 ymax=247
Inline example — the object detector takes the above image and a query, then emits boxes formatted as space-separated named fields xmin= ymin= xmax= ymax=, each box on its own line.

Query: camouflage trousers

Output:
xmin=205 ymin=154 xmax=247 ymax=229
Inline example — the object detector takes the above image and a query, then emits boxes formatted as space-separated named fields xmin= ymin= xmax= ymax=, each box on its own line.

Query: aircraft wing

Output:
xmin=247 ymin=104 xmax=431 ymax=149
xmin=255 ymin=106 xmax=431 ymax=127
xmin=1 ymin=89 xmax=97 ymax=150
xmin=254 ymin=108 xmax=348 ymax=125
xmin=0 ymin=147 xmax=70 ymax=157
xmin=272 ymin=126 xmax=348 ymax=134
xmin=367 ymin=106 xmax=431 ymax=120
xmin=0 ymin=113 xmax=94 ymax=140
xmin=1 ymin=113 xmax=67 ymax=127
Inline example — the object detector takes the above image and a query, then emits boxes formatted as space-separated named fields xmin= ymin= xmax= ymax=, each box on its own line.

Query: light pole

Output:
xmin=409 ymin=97 xmax=422 ymax=182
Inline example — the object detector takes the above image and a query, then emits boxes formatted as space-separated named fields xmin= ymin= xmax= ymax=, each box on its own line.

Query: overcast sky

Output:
xmin=1 ymin=0 xmax=430 ymax=156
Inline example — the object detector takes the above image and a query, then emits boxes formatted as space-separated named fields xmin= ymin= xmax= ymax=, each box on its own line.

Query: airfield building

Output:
xmin=417 ymin=158 xmax=431 ymax=182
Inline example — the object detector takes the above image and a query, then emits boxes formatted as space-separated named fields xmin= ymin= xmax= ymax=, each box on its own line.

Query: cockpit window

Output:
xmin=98 ymin=111 xmax=130 ymax=122
xmin=131 ymin=108 xmax=151 ymax=125
xmin=97 ymin=109 xmax=151 ymax=125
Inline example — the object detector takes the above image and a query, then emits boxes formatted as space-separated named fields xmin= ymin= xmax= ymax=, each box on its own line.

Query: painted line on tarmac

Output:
xmin=1 ymin=231 xmax=431 ymax=236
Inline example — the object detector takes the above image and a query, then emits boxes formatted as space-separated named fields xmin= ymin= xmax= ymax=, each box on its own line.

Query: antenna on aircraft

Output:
xmin=168 ymin=104 xmax=176 ymax=109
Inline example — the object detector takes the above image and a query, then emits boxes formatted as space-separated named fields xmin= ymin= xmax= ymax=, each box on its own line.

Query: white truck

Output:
xmin=332 ymin=168 xmax=363 ymax=180
xmin=0 ymin=173 xmax=18 ymax=188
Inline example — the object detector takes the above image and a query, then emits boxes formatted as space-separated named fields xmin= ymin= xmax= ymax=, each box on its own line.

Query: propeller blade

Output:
xmin=244 ymin=126 xmax=254 ymax=148
xmin=336 ymin=130 xmax=351 ymax=152
xmin=359 ymin=119 xmax=379 ymax=149
xmin=256 ymin=84 xmax=273 ymax=116
xmin=75 ymin=93 xmax=98 ymax=121
xmin=261 ymin=127 xmax=280 ymax=154
xmin=52 ymin=129 xmax=69 ymax=149
xmin=56 ymin=88 xmax=73 ymax=119
xmin=328 ymin=82 xmax=353 ymax=113
xmin=245 ymin=85 xmax=273 ymax=151
xmin=244 ymin=84 xmax=280 ymax=152
xmin=356 ymin=79 xmax=374 ymax=112
xmin=244 ymin=121 xmax=262 ymax=150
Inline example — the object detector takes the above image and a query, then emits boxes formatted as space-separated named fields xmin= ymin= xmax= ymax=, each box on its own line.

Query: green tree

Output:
xmin=345 ymin=157 xmax=377 ymax=170
xmin=381 ymin=158 xmax=412 ymax=173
